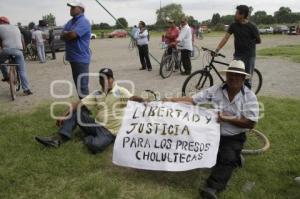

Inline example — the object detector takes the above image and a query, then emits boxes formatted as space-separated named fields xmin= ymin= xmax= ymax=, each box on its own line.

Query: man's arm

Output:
xmin=163 ymin=96 xmax=194 ymax=105
xmin=56 ymin=100 xmax=81 ymax=127
xmin=218 ymin=113 xmax=256 ymax=129
xmin=216 ymin=33 xmax=231 ymax=52
xmin=129 ymin=96 xmax=147 ymax=103
xmin=61 ymin=31 xmax=77 ymax=41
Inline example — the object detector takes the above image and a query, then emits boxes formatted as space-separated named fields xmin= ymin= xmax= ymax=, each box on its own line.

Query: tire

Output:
xmin=190 ymin=45 xmax=200 ymax=60
xmin=182 ymin=70 xmax=213 ymax=96
xmin=160 ymin=55 xmax=174 ymax=79
xmin=9 ymin=66 xmax=17 ymax=101
xmin=251 ymin=68 xmax=263 ymax=95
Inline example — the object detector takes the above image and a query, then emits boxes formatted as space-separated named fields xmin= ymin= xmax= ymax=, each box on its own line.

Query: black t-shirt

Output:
xmin=227 ymin=22 xmax=260 ymax=57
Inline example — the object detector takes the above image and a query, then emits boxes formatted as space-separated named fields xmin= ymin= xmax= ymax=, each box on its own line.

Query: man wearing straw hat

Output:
xmin=163 ymin=60 xmax=259 ymax=199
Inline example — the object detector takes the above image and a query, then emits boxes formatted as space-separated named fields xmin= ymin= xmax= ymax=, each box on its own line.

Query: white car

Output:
xmin=90 ymin=33 xmax=97 ymax=39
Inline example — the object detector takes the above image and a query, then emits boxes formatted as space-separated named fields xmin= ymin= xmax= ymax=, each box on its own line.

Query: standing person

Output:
xmin=61 ymin=0 xmax=91 ymax=99
xmin=163 ymin=60 xmax=259 ymax=199
xmin=32 ymin=27 xmax=46 ymax=63
xmin=177 ymin=17 xmax=193 ymax=75
xmin=164 ymin=19 xmax=179 ymax=55
xmin=134 ymin=21 xmax=152 ymax=71
xmin=48 ymin=28 xmax=56 ymax=60
xmin=215 ymin=5 xmax=261 ymax=88
xmin=0 ymin=16 xmax=32 ymax=95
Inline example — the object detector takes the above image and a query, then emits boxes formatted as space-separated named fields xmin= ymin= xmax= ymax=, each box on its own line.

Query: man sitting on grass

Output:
xmin=163 ymin=60 xmax=259 ymax=199
xmin=35 ymin=68 xmax=145 ymax=154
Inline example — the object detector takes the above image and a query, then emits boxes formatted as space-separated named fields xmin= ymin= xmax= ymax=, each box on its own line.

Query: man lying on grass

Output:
xmin=163 ymin=60 xmax=259 ymax=199
xmin=35 ymin=68 xmax=145 ymax=154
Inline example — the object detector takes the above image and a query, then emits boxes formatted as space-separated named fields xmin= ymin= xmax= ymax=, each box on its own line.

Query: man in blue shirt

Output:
xmin=61 ymin=0 xmax=91 ymax=99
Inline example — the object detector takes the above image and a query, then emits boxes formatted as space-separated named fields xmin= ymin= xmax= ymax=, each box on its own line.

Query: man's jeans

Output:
xmin=234 ymin=56 xmax=256 ymax=89
xmin=70 ymin=62 xmax=89 ymax=99
xmin=37 ymin=43 xmax=46 ymax=63
xmin=0 ymin=48 xmax=30 ymax=91
xmin=59 ymin=108 xmax=115 ymax=154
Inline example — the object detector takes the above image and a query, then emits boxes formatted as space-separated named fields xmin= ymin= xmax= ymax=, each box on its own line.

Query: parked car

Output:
xmin=273 ymin=25 xmax=289 ymax=34
xmin=288 ymin=26 xmax=297 ymax=35
xmin=108 ymin=29 xmax=127 ymax=38
xmin=90 ymin=33 xmax=97 ymax=39
xmin=259 ymin=27 xmax=274 ymax=34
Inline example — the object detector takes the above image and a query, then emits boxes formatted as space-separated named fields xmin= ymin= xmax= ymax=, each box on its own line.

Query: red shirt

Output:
xmin=165 ymin=26 xmax=179 ymax=47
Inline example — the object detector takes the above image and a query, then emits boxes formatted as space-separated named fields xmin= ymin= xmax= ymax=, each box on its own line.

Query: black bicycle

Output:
xmin=1 ymin=56 xmax=21 ymax=100
xmin=182 ymin=47 xmax=263 ymax=96
xmin=160 ymin=46 xmax=185 ymax=78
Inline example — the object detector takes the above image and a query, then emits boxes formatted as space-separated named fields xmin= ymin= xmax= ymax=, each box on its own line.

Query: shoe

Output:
xmin=1 ymin=77 xmax=9 ymax=82
xmin=24 ymin=90 xmax=33 ymax=95
xmin=200 ymin=187 xmax=218 ymax=199
xmin=139 ymin=68 xmax=146 ymax=70
xmin=181 ymin=72 xmax=188 ymax=75
xmin=148 ymin=68 xmax=152 ymax=71
xmin=35 ymin=134 xmax=68 ymax=148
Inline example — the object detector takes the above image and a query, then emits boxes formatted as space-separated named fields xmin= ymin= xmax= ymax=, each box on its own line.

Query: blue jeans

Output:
xmin=70 ymin=62 xmax=89 ymax=99
xmin=0 ymin=48 xmax=30 ymax=91
xmin=234 ymin=56 xmax=255 ymax=89
xmin=36 ymin=43 xmax=46 ymax=63
xmin=59 ymin=108 xmax=115 ymax=154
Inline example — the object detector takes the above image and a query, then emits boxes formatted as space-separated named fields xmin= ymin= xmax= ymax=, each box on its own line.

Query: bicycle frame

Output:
xmin=204 ymin=55 xmax=229 ymax=83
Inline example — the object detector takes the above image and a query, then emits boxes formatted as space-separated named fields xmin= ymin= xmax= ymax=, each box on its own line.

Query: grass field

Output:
xmin=258 ymin=45 xmax=300 ymax=63
xmin=0 ymin=97 xmax=299 ymax=199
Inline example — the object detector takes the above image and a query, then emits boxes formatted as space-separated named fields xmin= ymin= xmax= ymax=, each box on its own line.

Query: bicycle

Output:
xmin=1 ymin=56 xmax=21 ymax=101
xmin=128 ymin=38 xmax=137 ymax=51
xmin=159 ymin=45 xmax=184 ymax=78
xmin=63 ymin=48 xmax=92 ymax=65
xmin=24 ymin=43 xmax=38 ymax=61
xmin=182 ymin=47 xmax=263 ymax=96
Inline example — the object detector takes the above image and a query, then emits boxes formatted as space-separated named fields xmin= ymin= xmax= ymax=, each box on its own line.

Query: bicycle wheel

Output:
xmin=191 ymin=45 xmax=200 ymax=60
xmin=160 ymin=55 xmax=174 ymax=79
xmin=251 ymin=68 xmax=263 ymax=95
xmin=9 ymin=66 xmax=18 ymax=101
xmin=182 ymin=70 xmax=213 ymax=96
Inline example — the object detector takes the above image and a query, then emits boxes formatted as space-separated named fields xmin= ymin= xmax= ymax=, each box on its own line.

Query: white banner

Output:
xmin=113 ymin=101 xmax=220 ymax=171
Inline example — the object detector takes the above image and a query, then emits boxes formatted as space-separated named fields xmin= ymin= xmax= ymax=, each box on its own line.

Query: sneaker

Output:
xmin=23 ymin=90 xmax=33 ymax=95
xmin=35 ymin=134 xmax=68 ymax=148
xmin=200 ymin=187 xmax=218 ymax=199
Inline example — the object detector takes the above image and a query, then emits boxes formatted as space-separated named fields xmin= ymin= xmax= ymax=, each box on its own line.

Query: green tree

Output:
xmin=211 ymin=13 xmax=221 ymax=26
xmin=274 ymin=7 xmax=292 ymax=23
xmin=220 ymin=15 xmax=234 ymax=25
xmin=115 ymin=17 xmax=128 ymax=29
xmin=252 ymin=11 xmax=274 ymax=24
xmin=156 ymin=3 xmax=185 ymax=26
xmin=42 ymin=13 xmax=56 ymax=26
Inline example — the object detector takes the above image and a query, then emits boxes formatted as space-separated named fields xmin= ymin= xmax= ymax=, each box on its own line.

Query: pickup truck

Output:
xmin=259 ymin=27 xmax=274 ymax=34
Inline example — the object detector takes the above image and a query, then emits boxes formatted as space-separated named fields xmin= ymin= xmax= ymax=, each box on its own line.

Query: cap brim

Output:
xmin=219 ymin=70 xmax=251 ymax=79
xmin=67 ymin=3 xmax=76 ymax=7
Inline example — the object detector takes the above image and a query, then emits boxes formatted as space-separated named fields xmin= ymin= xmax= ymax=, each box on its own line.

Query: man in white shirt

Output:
xmin=177 ymin=17 xmax=193 ymax=75
xmin=32 ymin=27 xmax=46 ymax=63
xmin=134 ymin=21 xmax=152 ymax=71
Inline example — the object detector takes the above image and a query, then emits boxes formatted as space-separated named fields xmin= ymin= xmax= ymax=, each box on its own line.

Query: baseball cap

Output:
xmin=99 ymin=68 xmax=114 ymax=79
xmin=67 ymin=0 xmax=85 ymax=10
xmin=0 ymin=16 xmax=10 ymax=24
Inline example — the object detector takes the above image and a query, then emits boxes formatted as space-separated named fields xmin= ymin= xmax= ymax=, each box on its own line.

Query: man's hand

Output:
xmin=56 ymin=111 xmax=69 ymax=127
xmin=217 ymin=111 xmax=234 ymax=123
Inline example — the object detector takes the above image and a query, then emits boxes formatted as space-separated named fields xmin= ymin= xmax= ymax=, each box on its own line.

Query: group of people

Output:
xmin=1 ymin=0 xmax=263 ymax=198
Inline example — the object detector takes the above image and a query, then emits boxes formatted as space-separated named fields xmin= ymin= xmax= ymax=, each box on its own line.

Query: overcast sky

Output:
xmin=1 ymin=0 xmax=299 ymax=26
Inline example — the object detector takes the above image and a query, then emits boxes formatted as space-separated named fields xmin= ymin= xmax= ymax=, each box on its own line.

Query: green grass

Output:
xmin=258 ymin=45 xmax=300 ymax=63
xmin=0 ymin=97 xmax=299 ymax=199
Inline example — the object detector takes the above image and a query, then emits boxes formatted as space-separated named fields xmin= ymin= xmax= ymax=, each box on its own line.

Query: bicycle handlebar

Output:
xmin=201 ymin=47 xmax=226 ymax=58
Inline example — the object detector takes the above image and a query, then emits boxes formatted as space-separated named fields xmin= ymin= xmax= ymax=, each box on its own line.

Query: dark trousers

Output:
xmin=50 ymin=41 xmax=56 ymax=60
xmin=137 ymin=45 xmax=152 ymax=69
xmin=70 ymin=62 xmax=89 ymax=99
xmin=206 ymin=133 xmax=246 ymax=192
xmin=234 ymin=56 xmax=256 ymax=89
xmin=181 ymin=49 xmax=192 ymax=74
xmin=59 ymin=108 xmax=115 ymax=154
